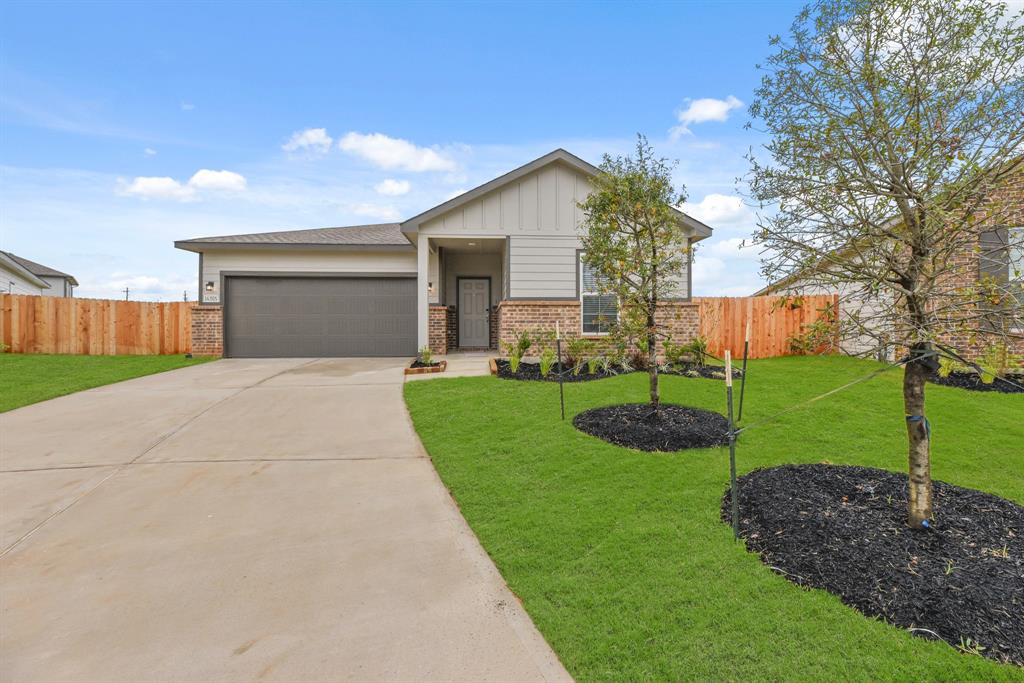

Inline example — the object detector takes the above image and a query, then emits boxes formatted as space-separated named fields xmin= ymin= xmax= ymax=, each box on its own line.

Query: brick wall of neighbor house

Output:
xmin=428 ymin=304 xmax=449 ymax=355
xmin=496 ymin=300 xmax=700 ymax=358
xmin=932 ymin=168 xmax=1024 ymax=361
xmin=191 ymin=305 xmax=223 ymax=356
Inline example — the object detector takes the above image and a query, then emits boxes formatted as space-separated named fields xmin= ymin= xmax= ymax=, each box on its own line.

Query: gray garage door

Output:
xmin=224 ymin=276 xmax=417 ymax=358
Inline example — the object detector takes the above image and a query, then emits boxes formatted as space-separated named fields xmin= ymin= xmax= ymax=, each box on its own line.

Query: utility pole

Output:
xmin=183 ymin=290 xmax=189 ymax=302
xmin=123 ymin=287 xmax=129 ymax=301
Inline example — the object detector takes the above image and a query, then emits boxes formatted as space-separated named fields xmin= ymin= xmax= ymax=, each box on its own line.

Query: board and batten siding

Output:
xmin=421 ymin=162 xmax=593 ymax=235
xmin=200 ymin=249 xmax=417 ymax=304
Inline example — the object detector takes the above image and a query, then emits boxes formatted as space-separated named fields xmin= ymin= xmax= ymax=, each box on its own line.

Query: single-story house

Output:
xmin=1 ymin=251 xmax=78 ymax=297
xmin=175 ymin=149 xmax=713 ymax=358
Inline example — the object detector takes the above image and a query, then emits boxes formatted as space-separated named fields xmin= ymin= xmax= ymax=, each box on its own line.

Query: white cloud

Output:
xmin=187 ymin=169 xmax=247 ymax=192
xmin=119 ymin=169 xmax=246 ymax=201
xmin=338 ymin=132 xmax=457 ymax=172
xmin=374 ymin=178 xmax=411 ymax=196
xmin=702 ymin=237 xmax=760 ymax=260
xmin=144 ymin=147 xmax=157 ymax=157
xmin=120 ymin=176 xmax=196 ymax=201
xmin=444 ymin=188 xmax=469 ymax=201
xmin=680 ymin=193 xmax=753 ymax=227
xmin=349 ymin=202 xmax=401 ymax=221
xmin=671 ymin=95 xmax=743 ymax=138
xmin=282 ymin=127 xmax=333 ymax=155
xmin=180 ymin=102 xmax=195 ymax=111
xmin=83 ymin=272 xmax=194 ymax=301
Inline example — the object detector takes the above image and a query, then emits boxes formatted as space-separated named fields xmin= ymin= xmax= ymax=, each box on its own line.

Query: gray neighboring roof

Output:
xmin=399 ymin=147 xmax=714 ymax=241
xmin=1 ymin=251 xmax=77 ymax=286
xmin=174 ymin=223 xmax=414 ymax=252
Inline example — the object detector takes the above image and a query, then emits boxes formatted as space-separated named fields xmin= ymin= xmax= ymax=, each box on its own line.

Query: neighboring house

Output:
xmin=175 ymin=149 xmax=713 ymax=358
xmin=0 ymin=251 xmax=78 ymax=297
xmin=755 ymin=169 xmax=1024 ymax=360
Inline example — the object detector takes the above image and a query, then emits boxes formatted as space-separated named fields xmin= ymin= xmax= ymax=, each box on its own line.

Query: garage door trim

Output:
xmin=221 ymin=271 xmax=418 ymax=358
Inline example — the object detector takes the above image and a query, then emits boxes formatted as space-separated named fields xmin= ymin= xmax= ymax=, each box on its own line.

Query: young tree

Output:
xmin=748 ymin=0 xmax=1024 ymax=528
xmin=579 ymin=136 xmax=690 ymax=408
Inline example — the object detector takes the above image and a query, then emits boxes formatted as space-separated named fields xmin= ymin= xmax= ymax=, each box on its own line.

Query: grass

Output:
xmin=404 ymin=355 xmax=1024 ymax=682
xmin=0 ymin=353 xmax=213 ymax=412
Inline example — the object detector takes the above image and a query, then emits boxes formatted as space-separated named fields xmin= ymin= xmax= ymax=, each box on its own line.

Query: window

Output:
xmin=580 ymin=253 xmax=617 ymax=335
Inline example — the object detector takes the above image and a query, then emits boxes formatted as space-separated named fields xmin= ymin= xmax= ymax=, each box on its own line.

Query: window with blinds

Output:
xmin=580 ymin=254 xmax=617 ymax=335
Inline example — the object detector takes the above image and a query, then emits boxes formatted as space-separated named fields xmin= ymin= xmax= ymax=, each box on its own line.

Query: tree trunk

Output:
xmin=648 ymin=313 xmax=659 ymax=409
xmin=904 ymin=354 xmax=932 ymax=529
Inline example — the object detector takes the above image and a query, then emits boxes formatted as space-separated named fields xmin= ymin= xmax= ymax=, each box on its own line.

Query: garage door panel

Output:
xmin=225 ymin=277 xmax=416 ymax=358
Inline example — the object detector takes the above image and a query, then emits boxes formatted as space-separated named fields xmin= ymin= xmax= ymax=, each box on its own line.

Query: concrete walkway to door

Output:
xmin=0 ymin=358 xmax=570 ymax=683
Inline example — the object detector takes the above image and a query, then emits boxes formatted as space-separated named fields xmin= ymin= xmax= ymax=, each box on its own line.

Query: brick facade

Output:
xmin=190 ymin=305 xmax=223 ymax=356
xmin=428 ymin=305 xmax=449 ymax=355
xmin=495 ymin=299 xmax=700 ymax=359
xmin=932 ymin=168 xmax=1024 ymax=361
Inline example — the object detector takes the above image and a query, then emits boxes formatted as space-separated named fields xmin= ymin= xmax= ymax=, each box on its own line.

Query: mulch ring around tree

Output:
xmin=573 ymin=403 xmax=730 ymax=451
xmin=721 ymin=464 xmax=1024 ymax=666
xmin=928 ymin=371 xmax=1024 ymax=394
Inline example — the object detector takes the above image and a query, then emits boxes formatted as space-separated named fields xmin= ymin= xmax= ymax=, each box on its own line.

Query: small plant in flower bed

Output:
xmin=723 ymin=464 xmax=1024 ymax=666
xmin=410 ymin=346 xmax=440 ymax=369
xmin=500 ymin=330 xmax=533 ymax=373
xmin=661 ymin=336 xmax=743 ymax=381
xmin=494 ymin=357 xmax=632 ymax=382
xmin=928 ymin=345 xmax=1024 ymax=394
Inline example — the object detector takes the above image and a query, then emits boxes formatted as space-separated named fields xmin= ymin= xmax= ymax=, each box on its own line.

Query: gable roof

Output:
xmin=0 ymin=251 xmax=77 ymax=286
xmin=174 ymin=223 xmax=414 ymax=252
xmin=400 ymin=148 xmax=713 ymax=240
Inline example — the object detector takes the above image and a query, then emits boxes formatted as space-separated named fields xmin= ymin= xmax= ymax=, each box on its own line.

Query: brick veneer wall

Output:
xmin=428 ymin=305 xmax=449 ymax=355
xmin=495 ymin=299 xmax=700 ymax=359
xmin=191 ymin=305 xmax=223 ymax=356
xmin=932 ymin=168 xmax=1024 ymax=361
xmin=446 ymin=306 xmax=458 ymax=351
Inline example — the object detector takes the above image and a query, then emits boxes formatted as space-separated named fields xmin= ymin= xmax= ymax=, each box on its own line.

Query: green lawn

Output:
xmin=404 ymin=355 xmax=1024 ymax=682
xmin=0 ymin=354 xmax=213 ymax=412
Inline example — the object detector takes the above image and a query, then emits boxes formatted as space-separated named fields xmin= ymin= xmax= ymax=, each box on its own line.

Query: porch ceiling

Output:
xmin=431 ymin=237 xmax=504 ymax=254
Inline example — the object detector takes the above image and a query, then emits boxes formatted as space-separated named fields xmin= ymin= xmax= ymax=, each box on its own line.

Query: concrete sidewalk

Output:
xmin=1 ymin=358 xmax=570 ymax=683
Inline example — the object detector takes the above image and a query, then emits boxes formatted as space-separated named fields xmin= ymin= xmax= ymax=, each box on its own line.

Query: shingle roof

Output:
xmin=175 ymin=223 xmax=410 ymax=248
xmin=1 ymin=251 xmax=77 ymax=283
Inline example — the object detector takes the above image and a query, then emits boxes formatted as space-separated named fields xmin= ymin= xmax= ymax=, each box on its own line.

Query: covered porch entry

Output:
xmin=425 ymin=237 xmax=505 ymax=353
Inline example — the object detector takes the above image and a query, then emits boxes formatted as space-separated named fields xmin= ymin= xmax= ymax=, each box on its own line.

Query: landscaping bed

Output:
xmin=574 ymin=403 xmax=730 ymax=451
xmin=406 ymin=359 xmax=447 ymax=375
xmin=928 ymin=371 xmax=1024 ymax=394
xmin=494 ymin=359 xmax=742 ymax=383
xmin=723 ymin=463 xmax=1024 ymax=666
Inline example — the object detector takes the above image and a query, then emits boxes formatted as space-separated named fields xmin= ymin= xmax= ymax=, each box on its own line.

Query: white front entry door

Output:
xmin=458 ymin=279 xmax=490 ymax=348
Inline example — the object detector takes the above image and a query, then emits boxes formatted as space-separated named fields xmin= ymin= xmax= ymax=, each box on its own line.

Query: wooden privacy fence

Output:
xmin=695 ymin=294 xmax=840 ymax=359
xmin=0 ymin=294 xmax=192 ymax=355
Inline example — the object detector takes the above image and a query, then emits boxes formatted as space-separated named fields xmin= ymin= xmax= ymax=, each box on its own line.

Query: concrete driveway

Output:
xmin=0 ymin=358 xmax=570 ymax=683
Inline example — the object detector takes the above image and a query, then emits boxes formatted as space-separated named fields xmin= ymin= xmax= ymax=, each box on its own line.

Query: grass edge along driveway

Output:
xmin=404 ymin=355 xmax=1024 ymax=682
xmin=0 ymin=354 xmax=213 ymax=412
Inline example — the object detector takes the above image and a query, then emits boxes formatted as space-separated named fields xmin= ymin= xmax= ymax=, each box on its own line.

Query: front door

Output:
xmin=458 ymin=278 xmax=490 ymax=348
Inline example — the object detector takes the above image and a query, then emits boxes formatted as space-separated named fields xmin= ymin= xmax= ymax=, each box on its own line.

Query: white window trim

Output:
xmin=579 ymin=252 xmax=617 ymax=336
xmin=1009 ymin=226 xmax=1023 ymax=333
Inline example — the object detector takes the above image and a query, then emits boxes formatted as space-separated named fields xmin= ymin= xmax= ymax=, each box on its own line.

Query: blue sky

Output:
xmin=1 ymin=0 xmax=804 ymax=300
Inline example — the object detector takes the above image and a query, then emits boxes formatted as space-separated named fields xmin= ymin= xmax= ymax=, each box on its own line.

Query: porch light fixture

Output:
xmin=205 ymin=281 xmax=215 ymax=292
xmin=428 ymin=282 xmax=435 ymax=295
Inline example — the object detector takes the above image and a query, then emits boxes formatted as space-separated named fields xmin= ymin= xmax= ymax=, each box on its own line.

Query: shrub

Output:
xmin=663 ymin=338 xmax=691 ymax=367
xmin=418 ymin=346 xmax=433 ymax=365
xmin=628 ymin=348 xmax=650 ymax=370
xmin=565 ymin=336 xmax=595 ymax=374
xmin=679 ymin=336 xmax=710 ymax=367
xmin=587 ymin=356 xmax=601 ymax=375
xmin=539 ymin=347 xmax=557 ymax=377
xmin=976 ymin=343 xmax=1024 ymax=384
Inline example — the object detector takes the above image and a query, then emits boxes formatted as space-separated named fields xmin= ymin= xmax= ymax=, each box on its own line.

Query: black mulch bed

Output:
xmin=495 ymin=360 xmax=743 ymax=383
xmin=573 ymin=403 xmax=730 ymax=451
xmin=495 ymin=359 xmax=628 ymax=382
xmin=928 ymin=371 xmax=1024 ymax=394
xmin=410 ymin=360 xmax=442 ymax=369
xmin=721 ymin=464 xmax=1024 ymax=665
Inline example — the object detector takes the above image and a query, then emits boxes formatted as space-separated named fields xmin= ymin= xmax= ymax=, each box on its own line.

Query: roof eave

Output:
xmin=0 ymin=253 xmax=50 ymax=288
xmin=173 ymin=241 xmax=415 ymax=253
